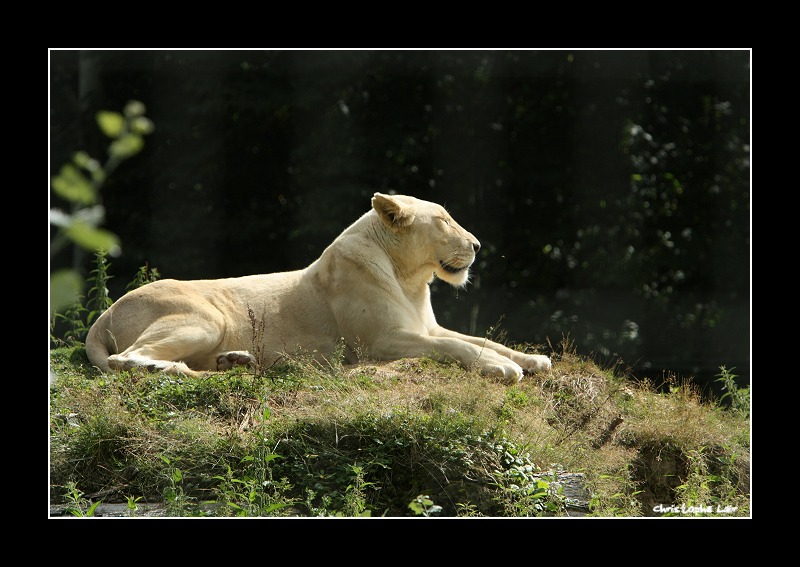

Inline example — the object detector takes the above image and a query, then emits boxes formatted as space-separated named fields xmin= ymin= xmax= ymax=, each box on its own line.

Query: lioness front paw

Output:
xmin=217 ymin=351 xmax=255 ymax=371
xmin=515 ymin=353 xmax=552 ymax=375
xmin=480 ymin=360 xmax=524 ymax=385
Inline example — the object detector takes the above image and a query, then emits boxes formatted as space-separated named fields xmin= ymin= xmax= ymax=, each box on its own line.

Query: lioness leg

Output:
xmin=108 ymin=350 xmax=255 ymax=375
xmin=107 ymin=353 xmax=199 ymax=376
xmin=105 ymin=321 xmax=224 ymax=377
xmin=430 ymin=327 xmax=552 ymax=374
xmin=372 ymin=333 xmax=528 ymax=384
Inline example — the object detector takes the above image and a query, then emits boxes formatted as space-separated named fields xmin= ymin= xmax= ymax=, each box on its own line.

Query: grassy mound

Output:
xmin=48 ymin=340 xmax=750 ymax=517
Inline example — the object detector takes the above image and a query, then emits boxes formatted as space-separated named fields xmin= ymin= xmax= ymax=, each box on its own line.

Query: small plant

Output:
xmin=489 ymin=440 xmax=568 ymax=516
xmin=669 ymin=447 xmax=717 ymax=516
xmin=247 ymin=306 xmax=270 ymax=377
xmin=62 ymin=481 xmax=101 ymax=517
xmin=52 ymin=299 xmax=89 ymax=346
xmin=51 ymin=250 xmax=111 ymax=345
xmin=715 ymin=366 xmax=749 ymax=417
xmin=339 ymin=464 xmax=377 ymax=517
xmin=588 ymin=466 xmax=644 ymax=517
xmin=663 ymin=447 xmax=749 ymax=517
xmin=212 ymin=460 xmax=294 ymax=517
xmin=303 ymin=488 xmax=334 ymax=517
xmin=408 ymin=494 xmax=443 ymax=517
xmin=211 ymin=407 xmax=296 ymax=517
xmin=86 ymin=250 xmax=114 ymax=327
xmin=161 ymin=455 xmax=194 ymax=517
xmin=51 ymin=257 xmax=159 ymax=346
xmin=497 ymin=387 xmax=530 ymax=420
xmin=125 ymin=494 xmax=143 ymax=517
xmin=455 ymin=501 xmax=483 ymax=517
xmin=126 ymin=261 xmax=161 ymax=291
xmin=241 ymin=408 xmax=294 ymax=516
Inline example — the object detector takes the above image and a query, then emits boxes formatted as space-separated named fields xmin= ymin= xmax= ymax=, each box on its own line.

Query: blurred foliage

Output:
xmin=49 ymin=50 xmax=749 ymax=390
xmin=49 ymin=99 xmax=153 ymax=315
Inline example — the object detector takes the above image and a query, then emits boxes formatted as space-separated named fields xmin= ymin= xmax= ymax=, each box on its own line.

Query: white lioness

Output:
xmin=86 ymin=193 xmax=551 ymax=383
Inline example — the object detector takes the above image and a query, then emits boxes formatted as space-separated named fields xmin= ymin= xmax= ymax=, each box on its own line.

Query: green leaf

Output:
xmin=52 ymin=164 xmax=96 ymax=205
xmin=109 ymin=134 xmax=144 ymax=159
xmin=65 ymin=222 xmax=121 ymax=255
xmin=50 ymin=269 xmax=84 ymax=315
xmin=96 ymin=111 xmax=125 ymax=138
xmin=131 ymin=116 xmax=155 ymax=135
xmin=72 ymin=151 xmax=100 ymax=172
xmin=124 ymin=100 xmax=146 ymax=118
xmin=49 ymin=208 xmax=73 ymax=228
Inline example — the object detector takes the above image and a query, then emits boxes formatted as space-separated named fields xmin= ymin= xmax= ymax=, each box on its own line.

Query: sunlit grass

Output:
xmin=49 ymin=339 xmax=750 ymax=517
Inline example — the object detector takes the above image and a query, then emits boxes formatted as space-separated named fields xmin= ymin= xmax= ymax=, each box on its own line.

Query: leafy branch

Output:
xmin=50 ymin=100 xmax=153 ymax=314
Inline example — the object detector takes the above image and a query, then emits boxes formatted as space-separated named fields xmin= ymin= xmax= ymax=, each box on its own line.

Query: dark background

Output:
xmin=49 ymin=49 xmax=751 ymax=396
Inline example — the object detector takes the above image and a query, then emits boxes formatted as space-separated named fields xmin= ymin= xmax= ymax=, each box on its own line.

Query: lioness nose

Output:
xmin=472 ymin=241 xmax=481 ymax=254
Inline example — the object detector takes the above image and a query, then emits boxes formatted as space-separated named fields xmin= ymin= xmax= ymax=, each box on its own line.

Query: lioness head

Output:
xmin=372 ymin=192 xmax=481 ymax=287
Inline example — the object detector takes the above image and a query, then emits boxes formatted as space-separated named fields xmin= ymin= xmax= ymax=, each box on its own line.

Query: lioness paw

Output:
xmin=481 ymin=361 xmax=524 ymax=384
xmin=515 ymin=353 xmax=552 ymax=375
xmin=217 ymin=351 xmax=255 ymax=371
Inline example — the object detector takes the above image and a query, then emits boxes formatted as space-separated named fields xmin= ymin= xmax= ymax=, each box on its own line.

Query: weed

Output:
xmin=247 ymin=306 xmax=272 ymax=378
xmin=303 ymin=488 xmax=335 ymax=517
xmin=62 ymin=481 xmax=101 ymax=517
xmin=51 ymin=254 xmax=159 ymax=346
xmin=340 ymin=464 xmax=377 ymax=517
xmin=715 ymin=366 xmax=749 ymax=417
xmin=212 ymin=460 xmax=295 ymax=517
xmin=496 ymin=386 xmax=530 ymax=420
xmin=86 ymin=250 xmax=113 ymax=326
xmin=455 ymin=501 xmax=483 ymax=517
xmin=125 ymin=494 xmax=143 ymax=516
xmin=489 ymin=439 xmax=568 ymax=516
xmin=52 ymin=299 xmax=89 ymax=346
xmin=126 ymin=261 xmax=161 ymax=291
xmin=210 ymin=407 xmax=297 ymax=516
xmin=667 ymin=447 xmax=749 ymax=517
xmin=408 ymin=494 xmax=443 ymax=517
xmin=588 ymin=465 xmax=644 ymax=517
xmin=161 ymin=455 xmax=195 ymax=517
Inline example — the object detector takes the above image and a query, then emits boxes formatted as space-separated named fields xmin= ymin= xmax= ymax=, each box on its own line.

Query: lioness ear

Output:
xmin=372 ymin=192 xmax=415 ymax=228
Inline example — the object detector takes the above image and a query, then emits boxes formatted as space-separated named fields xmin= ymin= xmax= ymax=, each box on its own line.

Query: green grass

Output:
xmin=48 ymin=341 xmax=750 ymax=517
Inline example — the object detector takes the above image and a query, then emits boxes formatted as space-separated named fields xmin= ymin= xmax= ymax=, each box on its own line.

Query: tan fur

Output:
xmin=85 ymin=193 xmax=551 ymax=383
